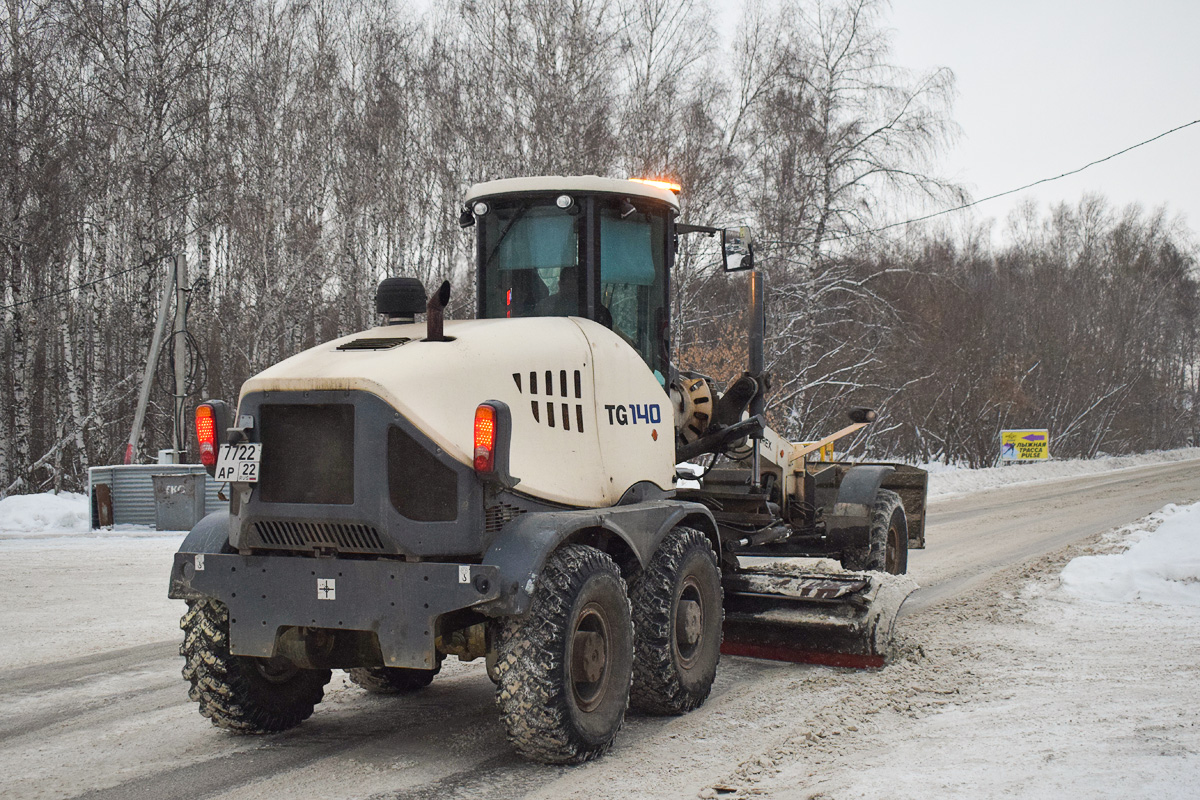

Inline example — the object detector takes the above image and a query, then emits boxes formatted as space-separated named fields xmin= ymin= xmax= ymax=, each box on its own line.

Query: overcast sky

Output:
xmin=885 ymin=0 xmax=1200 ymax=238
xmin=417 ymin=0 xmax=1198 ymax=240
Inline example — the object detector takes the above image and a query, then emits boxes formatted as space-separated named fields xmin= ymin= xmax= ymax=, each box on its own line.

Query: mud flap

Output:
xmin=720 ymin=568 xmax=917 ymax=669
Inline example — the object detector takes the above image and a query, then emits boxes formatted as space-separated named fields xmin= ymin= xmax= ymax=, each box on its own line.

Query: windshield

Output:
xmin=477 ymin=195 xmax=670 ymax=379
xmin=480 ymin=201 xmax=585 ymax=319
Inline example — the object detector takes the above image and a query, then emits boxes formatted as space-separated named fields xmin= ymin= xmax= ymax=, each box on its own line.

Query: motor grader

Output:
xmin=169 ymin=175 xmax=928 ymax=763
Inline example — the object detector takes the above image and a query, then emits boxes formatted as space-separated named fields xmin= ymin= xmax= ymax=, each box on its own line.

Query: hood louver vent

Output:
xmin=337 ymin=337 xmax=411 ymax=351
xmin=512 ymin=369 xmax=586 ymax=433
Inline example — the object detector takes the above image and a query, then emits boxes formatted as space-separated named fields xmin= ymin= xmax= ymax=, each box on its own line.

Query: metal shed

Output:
xmin=88 ymin=465 xmax=224 ymax=530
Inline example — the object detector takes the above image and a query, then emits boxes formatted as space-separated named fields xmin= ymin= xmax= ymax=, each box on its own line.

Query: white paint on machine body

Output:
xmin=240 ymin=316 xmax=673 ymax=507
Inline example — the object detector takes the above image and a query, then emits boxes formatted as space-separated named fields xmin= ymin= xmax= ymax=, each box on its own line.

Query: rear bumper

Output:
xmin=169 ymin=551 xmax=501 ymax=669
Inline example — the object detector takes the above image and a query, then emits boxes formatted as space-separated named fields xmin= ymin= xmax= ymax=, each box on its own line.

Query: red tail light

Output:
xmin=474 ymin=404 xmax=497 ymax=473
xmin=196 ymin=404 xmax=218 ymax=467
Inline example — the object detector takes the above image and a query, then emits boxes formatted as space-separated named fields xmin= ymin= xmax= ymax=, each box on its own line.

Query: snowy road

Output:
xmin=907 ymin=457 xmax=1200 ymax=614
xmin=2 ymin=456 xmax=1199 ymax=800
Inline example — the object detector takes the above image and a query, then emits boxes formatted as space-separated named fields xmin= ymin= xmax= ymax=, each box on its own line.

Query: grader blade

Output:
xmin=720 ymin=568 xmax=917 ymax=669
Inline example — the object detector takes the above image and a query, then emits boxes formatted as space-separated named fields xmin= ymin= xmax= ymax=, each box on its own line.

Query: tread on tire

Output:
xmin=630 ymin=526 xmax=723 ymax=715
xmin=180 ymin=599 xmax=331 ymax=733
xmin=842 ymin=488 xmax=908 ymax=574
xmin=493 ymin=544 xmax=634 ymax=764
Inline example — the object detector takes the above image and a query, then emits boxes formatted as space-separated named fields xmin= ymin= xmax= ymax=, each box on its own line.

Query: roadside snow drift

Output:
xmin=0 ymin=491 xmax=89 ymax=537
xmin=1061 ymin=503 xmax=1200 ymax=606
xmin=926 ymin=447 xmax=1200 ymax=496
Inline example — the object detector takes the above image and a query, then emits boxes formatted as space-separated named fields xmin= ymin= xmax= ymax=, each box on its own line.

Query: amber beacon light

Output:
xmin=630 ymin=177 xmax=682 ymax=194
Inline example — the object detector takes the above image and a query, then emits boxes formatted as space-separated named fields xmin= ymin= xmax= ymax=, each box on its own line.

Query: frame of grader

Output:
xmin=170 ymin=175 xmax=926 ymax=763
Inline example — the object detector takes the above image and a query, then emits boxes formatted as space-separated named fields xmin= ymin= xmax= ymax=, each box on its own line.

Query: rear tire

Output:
xmin=630 ymin=527 xmax=723 ymax=715
xmin=842 ymin=489 xmax=908 ymax=574
xmin=348 ymin=663 xmax=440 ymax=694
xmin=180 ymin=599 xmax=330 ymax=733
xmin=494 ymin=544 xmax=634 ymax=764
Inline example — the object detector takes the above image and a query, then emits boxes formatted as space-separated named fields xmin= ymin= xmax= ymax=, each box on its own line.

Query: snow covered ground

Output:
xmin=736 ymin=497 xmax=1200 ymax=799
xmin=0 ymin=491 xmax=185 ymax=671
xmin=2 ymin=448 xmax=1199 ymax=798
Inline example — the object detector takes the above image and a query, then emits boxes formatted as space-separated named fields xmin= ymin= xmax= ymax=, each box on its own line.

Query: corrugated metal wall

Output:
xmin=88 ymin=465 xmax=226 ymax=529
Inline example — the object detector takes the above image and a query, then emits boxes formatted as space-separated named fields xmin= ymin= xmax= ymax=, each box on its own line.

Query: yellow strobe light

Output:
xmin=630 ymin=178 xmax=683 ymax=194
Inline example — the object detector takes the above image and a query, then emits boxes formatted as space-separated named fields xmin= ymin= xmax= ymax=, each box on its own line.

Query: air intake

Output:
xmin=252 ymin=520 xmax=385 ymax=553
xmin=485 ymin=502 xmax=526 ymax=533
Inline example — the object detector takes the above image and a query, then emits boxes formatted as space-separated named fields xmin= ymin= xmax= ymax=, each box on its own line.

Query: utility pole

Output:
xmin=172 ymin=254 xmax=189 ymax=459
xmin=124 ymin=256 xmax=175 ymax=465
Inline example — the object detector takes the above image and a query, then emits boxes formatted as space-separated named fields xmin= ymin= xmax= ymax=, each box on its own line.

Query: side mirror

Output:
xmin=722 ymin=226 xmax=754 ymax=271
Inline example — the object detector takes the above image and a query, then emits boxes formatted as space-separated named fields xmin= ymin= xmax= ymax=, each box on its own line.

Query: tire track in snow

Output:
xmin=0 ymin=679 xmax=177 ymax=744
xmin=0 ymin=640 xmax=175 ymax=694
xmin=5 ymin=459 xmax=1200 ymax=799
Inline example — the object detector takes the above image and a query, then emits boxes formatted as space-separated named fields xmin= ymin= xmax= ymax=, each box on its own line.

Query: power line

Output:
xmin=774 ymin=117 xmax=1200 ymax=246
xmin=0 ymin=258 xmax=166 ymax=312
xmin=3 ymin=118 xmax=1197 ymax=308
xmin=0 ymin=231 xmax=31 ymax=247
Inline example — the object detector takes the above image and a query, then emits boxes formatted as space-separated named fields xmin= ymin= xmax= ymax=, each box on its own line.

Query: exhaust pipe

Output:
xmin=425 ymin=280 xmax=451 ymax=341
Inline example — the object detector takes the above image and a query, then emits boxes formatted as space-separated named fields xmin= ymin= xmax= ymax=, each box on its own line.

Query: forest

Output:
xmin=2 ymin=0 xmax=1197 ymax=493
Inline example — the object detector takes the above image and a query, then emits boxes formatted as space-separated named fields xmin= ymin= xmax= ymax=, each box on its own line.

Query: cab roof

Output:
xmin=464 ymin=175 xmax=680 ymax=211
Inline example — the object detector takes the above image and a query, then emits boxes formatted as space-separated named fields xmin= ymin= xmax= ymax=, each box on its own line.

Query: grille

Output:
xmin=259 ymin=404 xmax=355 ymax=505
xmin=253 ymin=519 xmax=384 ymax=552
xmin=336 ymin=337 xmax=412 ymax=351
xmin=485 ymin=502 xmax=526 ymax=533
xmin=388 ymin=425 xmax=458 ymax=521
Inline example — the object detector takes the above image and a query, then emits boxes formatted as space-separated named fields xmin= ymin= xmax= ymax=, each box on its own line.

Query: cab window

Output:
xmin=599 ymin=204 xmax=669 ymax=381
xmin=480 ymin=201 xmax=585 ymax=319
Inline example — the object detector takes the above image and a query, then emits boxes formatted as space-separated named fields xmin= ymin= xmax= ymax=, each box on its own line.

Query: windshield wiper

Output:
xmin=484 ymin=202 xmax=532 ymax=270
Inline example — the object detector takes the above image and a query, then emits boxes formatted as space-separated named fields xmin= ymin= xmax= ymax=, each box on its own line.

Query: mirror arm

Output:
xmin=676 ymin=223 xmax=720 ymax=236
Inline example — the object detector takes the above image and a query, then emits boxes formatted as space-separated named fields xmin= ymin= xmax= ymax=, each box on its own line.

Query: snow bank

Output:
xmin=1060 ymin=502 xmax=1200 ymax=606
xmin=926 ymin=447 xmax=1200 ymax=497
xmin=0 ymin=491 xmax=90 ymax=536
xmin=757 ymin=499 xmax=1200 ymax=800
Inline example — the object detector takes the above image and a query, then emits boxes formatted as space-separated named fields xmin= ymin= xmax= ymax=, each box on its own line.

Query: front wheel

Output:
xmin=494 ymin=544 xmax=634 ymax=764
xmin=180 ymin=599 xmax=330 ymax=732
xmin=842 ymin=488 xmax=908 ymax=574
xmin=630 ymin=527 xmax=723 ymax=715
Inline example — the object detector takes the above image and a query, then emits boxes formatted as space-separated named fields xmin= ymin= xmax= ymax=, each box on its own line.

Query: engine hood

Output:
xmin=240 ymin=317 xmax=674 ymax=507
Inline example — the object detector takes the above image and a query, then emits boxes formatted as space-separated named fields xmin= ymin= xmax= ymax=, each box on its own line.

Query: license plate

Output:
xmin=215 ymin=443 xmax=262 ymax=483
